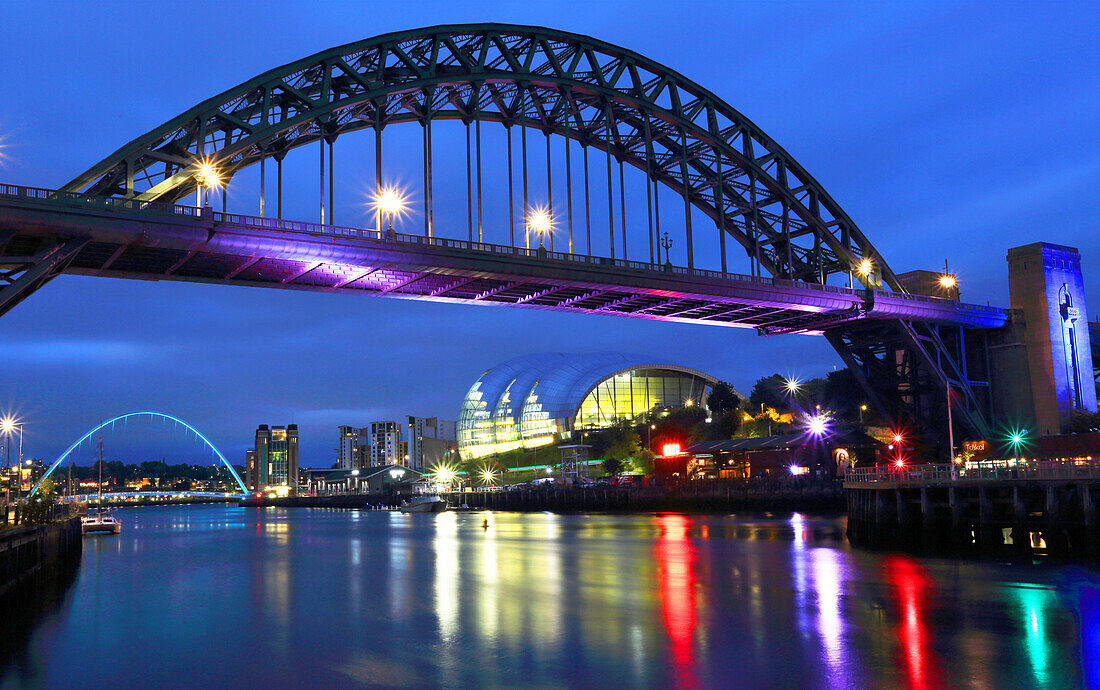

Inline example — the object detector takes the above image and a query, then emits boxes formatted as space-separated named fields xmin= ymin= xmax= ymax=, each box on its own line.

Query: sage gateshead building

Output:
xmin=458 ymin=352 xmax=722 ymax=460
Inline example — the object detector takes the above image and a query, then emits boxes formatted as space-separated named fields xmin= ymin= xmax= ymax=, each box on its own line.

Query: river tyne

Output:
xmin=3 ymin=504 xmax=1098 ymax=688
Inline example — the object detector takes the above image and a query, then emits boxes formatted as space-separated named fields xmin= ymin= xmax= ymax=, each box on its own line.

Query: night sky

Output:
xmin=1 ymin=1 xmax=1097 ymax=469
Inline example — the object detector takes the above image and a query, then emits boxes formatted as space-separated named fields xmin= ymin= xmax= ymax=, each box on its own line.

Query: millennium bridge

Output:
xmin=0 ymin=24 xmax=1008 ymax=448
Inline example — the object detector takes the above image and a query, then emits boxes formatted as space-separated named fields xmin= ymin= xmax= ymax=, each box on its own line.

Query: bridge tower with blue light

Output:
xmin=1007 ymin=242 xmax=1097 ymax=435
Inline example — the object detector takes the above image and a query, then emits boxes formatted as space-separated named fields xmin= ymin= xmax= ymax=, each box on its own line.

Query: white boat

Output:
xmin=82 ymin=508 xmax=122 ymax=535
xmin=399 ymin=494 xmax=448 ymax=513
xmin=82 ymin=431 xmax=121 ymax=536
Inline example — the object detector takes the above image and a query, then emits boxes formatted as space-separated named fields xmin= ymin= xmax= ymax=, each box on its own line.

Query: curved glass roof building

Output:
xmin=458 ymin=352 xmax=729 ymax=460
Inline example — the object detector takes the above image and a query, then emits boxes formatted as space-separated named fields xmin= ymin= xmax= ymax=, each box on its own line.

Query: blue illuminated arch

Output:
xmin=30 ymin=411 xmax=247 ymax=497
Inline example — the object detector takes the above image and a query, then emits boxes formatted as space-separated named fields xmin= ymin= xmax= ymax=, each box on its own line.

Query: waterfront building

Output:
xmin=672 ymin=431 xmax=882 ymax=481
xmin=337 ymin=425 xmax=360 ymax=470
xmin=405 ymin=416 xmax=458 ymax=471
xmin=245 ymin=450 xmax=257 ymax=490
xmin=458 ymin=352 xmax=728 ymax=461
xmin=253 ymin=424 xmax=299 ymax=492
xmin=367 ymin=421 xmax=401 ymax=467
xmin=305 ymin=465 xmax=424 ymax=495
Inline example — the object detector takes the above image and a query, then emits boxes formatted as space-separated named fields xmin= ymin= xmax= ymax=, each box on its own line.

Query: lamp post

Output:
xmin=373 ymin=184 xmax=408 ymax=240
xmin=194 ymin=161 xmax=220 ymax=207
xmin=859 ymin=404 xmax=867 ymax=424
xmin=659 ymin=231 xmax=673 ymax=267
xmin=528 ymin=206 xmax=552 ymax=250
xmin=1 ymin=418 xmax=21 ymax=503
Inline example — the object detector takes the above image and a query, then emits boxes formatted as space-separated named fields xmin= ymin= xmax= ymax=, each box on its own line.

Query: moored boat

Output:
xmin=82 ymin=430 xmax=122 ymax=536
xmin=82 ymin=508 xmax=122 ymax=534
xmin=399 ymin=494 xmax=448 ymax=513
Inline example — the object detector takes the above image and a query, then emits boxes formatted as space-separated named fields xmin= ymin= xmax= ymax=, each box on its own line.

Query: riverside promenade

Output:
xmin=845 ymin=462 xmax=1100 ymax=558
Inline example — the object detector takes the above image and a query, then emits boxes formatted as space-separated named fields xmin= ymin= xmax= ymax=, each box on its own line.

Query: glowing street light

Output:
xmin=1007 ymin=429 xmax=1028 ymax=457
xmin=856 ymin=258 xmax=873 ymax=278
xmin=1 ymin=416 xmax=23 ymax=500
xmin=372 ymin=184 xmax=408 ymax=233
xmin=807 ymin=415 xmax=827 ymax=436
xmin=939 ymin=274 xmax=957 ymax=290
xmin=480 ymin=468 xmax=497 ymax=486
xmin=783 ymin=376 xmax=802 ymax=395
xmin=527 ymin=206 xmax=552 ymax=248
xmin=192 ymin=159 xmax=222 ymax=207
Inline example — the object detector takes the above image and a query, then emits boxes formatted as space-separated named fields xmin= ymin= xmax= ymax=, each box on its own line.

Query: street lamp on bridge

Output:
xmin=527 ymin=206 xmax=552 ymax=249
xmin=192 ymin=160 xmax=222 ymax=207
xmin=372 ymin=184 xmax=408 ymax=237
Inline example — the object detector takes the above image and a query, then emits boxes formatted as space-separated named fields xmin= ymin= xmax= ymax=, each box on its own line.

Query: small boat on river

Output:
xmin=82 ymin=508 xmax=122 ymax=535
xmin=399 ymin=494 xmax=448 ymax=513
xmin=82 ymin=431 xmax=122 ymax=535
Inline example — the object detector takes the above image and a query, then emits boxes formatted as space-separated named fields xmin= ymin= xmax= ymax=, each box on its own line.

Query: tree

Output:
xmin=1067 ymin=411 xmax=1100 ymax=433
xmin=706 ymin=381 xmax=741 ymax=415
xmin=22 ymin=478 xmax=58 ymax=525
xmin=601 ymin=457 xmax=625 ymax=476
xmin=748 ymin=374 xmax=789 ymax=413
xmin=694 ymin=409 xmax=743 ymax=441
xmin=631 ymin=448 xmax=656 ymax=475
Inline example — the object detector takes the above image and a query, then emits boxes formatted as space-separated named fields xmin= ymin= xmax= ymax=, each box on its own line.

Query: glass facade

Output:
xmin=457 ymin=353 xmax=722 ymax=461
xmin=574 ymin=369 xmax=708 ymax=430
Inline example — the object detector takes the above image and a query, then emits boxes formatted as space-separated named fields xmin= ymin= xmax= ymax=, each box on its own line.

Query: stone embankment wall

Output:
xmin=0 ymin=516 xmax=83 ymax=600
xmin=448 ymin=481 xmax=845 ymax=513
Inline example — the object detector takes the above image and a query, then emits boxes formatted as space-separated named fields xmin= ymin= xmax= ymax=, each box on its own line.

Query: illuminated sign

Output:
xmin=963 ymin=440 xmax=988 ymax=452
xmin=661 ymin=443 xmax=682 ymax=456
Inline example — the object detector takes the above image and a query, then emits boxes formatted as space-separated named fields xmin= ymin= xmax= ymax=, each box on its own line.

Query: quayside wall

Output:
xmin=448 ymin=482 xmax=844 ymax=513
xmin=0 ymin=515 xmax=83 ymax=601
xmin=845 ymin=464 xmax=1100 ymax=559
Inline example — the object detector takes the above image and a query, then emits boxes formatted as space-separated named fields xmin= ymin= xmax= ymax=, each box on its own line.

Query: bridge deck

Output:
xmin=0 ymin=183 xmax=1007 ymax=333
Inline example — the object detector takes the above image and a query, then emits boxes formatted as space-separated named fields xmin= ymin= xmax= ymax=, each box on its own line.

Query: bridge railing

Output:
xmin=0 ymin=182 xmax=200 ymax=217
xmin=845 ymin=462 xmax=1100 ymax=484
xmin=0 ymin=182 xmax=1004 ymax=317
xmin=213 ymin=209 xmax=873 ymax=296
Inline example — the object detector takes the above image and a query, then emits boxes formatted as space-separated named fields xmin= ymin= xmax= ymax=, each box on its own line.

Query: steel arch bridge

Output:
xmin=30 ymin=411 xmax=248 ymax=497
xmin=0 ymin=24 xmax=1007 ymax=449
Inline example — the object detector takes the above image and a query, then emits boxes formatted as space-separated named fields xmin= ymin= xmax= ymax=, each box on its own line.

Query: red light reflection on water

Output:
xmin=656 ymin=514 xmax=698 ymax=689
xmin=885 ymin=555 xmax=942 ymax=689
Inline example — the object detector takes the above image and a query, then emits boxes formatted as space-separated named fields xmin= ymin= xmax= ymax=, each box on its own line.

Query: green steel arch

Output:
xmin=30 ymin=411 xmax=248 ymax=497
xmin=62 ymin=23 xmax=898 ymax=290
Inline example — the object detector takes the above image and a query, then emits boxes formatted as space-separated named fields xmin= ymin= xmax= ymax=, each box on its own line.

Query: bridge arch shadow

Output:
xmin=30 ymin=411 xmax=247 ymax=497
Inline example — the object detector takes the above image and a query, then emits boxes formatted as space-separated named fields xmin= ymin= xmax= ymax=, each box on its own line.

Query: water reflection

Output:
xmin=884 ymin=555 xmax=942 ymax=689
xmin=2 ymin=506 xmax=1096 ymax=688
xmin=656 ymin=514 xmax=697 ymax=689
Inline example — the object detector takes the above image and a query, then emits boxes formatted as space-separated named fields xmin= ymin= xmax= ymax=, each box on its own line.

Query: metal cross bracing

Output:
xmin=0 ymin=24 xmax=1011 ymax=448
xmin=62 ymin=24 xmax=897 ymax=290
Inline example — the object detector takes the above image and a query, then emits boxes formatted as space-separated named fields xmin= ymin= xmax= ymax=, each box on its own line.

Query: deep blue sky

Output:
xmin=1 ymin=1 xmax=1097 ymax=469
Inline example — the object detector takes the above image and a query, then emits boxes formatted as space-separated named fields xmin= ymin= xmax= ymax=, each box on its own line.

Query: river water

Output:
xmin=2 ymin=504 xmax=1097 ymax=688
